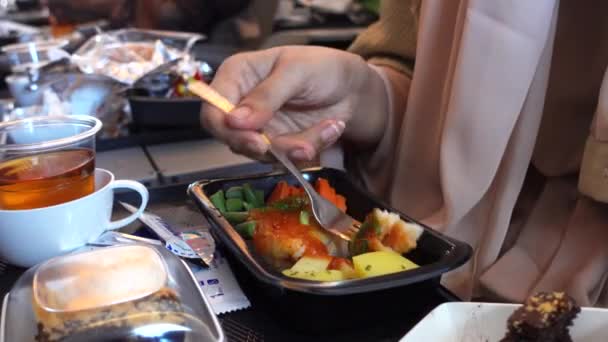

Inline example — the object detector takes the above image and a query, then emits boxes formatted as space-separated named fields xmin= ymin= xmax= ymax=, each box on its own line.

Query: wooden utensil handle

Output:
xmin=187 ymin=80 xmax=272 ymax=145
xmin=188 ymin=80 xmax=236 ymax=114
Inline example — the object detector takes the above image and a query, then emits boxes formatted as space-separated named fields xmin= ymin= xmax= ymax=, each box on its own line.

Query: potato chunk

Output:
xmin=353 ymin=251 xmax=418 ymax=278
xmin=282 ymin=269 xmax=345 ymax=281
xmin=282 ymin=255 xmax=345 ymax=281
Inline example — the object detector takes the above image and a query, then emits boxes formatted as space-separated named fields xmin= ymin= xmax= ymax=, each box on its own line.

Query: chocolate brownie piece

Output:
xmin=501 ymin=292 xmax=580 ymax=342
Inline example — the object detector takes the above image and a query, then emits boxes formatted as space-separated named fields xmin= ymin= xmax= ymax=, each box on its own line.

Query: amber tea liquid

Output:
xmin=0 ymin=149 xmax=95 ymax=210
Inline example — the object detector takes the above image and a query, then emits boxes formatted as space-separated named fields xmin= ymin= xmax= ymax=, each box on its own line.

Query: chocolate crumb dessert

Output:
xmin=502 ymin=292 xmax=580 ymax=342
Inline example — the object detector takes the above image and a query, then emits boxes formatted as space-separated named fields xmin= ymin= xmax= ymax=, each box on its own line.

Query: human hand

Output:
xmin=201 ymin=46 xmax=389 ymax=162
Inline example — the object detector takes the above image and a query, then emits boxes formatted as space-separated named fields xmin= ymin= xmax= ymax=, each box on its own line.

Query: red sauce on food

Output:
xmin=251 ymin=208 xmax=329 ymax=261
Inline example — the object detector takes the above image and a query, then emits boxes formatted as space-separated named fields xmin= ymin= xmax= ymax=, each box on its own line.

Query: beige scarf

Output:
xmin=317 ymin=0 xmax=608 ymax=305
xmin=384 ymin=0 xmax=608 ymax=305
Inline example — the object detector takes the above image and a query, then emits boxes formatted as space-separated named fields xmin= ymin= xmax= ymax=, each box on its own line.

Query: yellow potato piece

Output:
xmin=282 ymin=269 xmax=345 ymax=282
xmin=290 ymin=255 xmax=332 ymax=273
xmin=282 ymin=255 xmax=344 ymax=281
xmin=353 ymin=251 xmax=418 ymax=278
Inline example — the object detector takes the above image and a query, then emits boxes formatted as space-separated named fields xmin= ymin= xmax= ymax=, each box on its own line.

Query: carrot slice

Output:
xmin=289 ymin=185 xmax=302 ymax=197
xmin=335 ymin=195 xmax=347 ymax=212
xmin=268 ymin=181 xmax=291 ymax=203
xmin=315 ymin=178 xmax=337 ymax=205
xmin=267 ymin=182 xmax=282 ymax=203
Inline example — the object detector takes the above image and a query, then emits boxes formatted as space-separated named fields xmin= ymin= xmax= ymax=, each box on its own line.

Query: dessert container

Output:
xmin=1 ymin=244 xmax=224 ymax=342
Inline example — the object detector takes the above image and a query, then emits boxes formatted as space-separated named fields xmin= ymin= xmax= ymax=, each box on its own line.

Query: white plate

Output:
xmin=401 ymin=302 xmax=608 ymax=342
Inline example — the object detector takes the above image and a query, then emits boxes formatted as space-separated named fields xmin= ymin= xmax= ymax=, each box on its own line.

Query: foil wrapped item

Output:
xmin=7 ymin=73 xmax=126 ymax=138
xmin=71 ymin=29 xmax=204 ymax=86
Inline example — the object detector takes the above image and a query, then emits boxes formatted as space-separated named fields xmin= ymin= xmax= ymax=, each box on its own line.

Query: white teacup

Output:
xmin=0 ymin=168 xmax=149 ymax=267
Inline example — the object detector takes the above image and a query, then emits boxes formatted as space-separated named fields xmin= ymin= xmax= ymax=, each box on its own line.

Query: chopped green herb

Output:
xmin=365 ymin=265 xmax=372 ymax=271
xmin=270 ymin=196 xmax=308 ymax=211
xmin=374 ymin=223 xmax=382 ymax=236
xmin=401 ymin=265 xmax=406 ymax=270
xmin=271 ymin=202 xmax=290 ymax=211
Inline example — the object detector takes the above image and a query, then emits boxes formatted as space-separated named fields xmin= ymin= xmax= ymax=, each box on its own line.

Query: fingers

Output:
xmin=224 ymin=119 xmax=346 ymax=164
xmin=201 ymin=47 xmax=350 ymax=163
xmin=201 ymin=104 xmax=269 ymax=155
xmin=201 ymin=48 xmax=313 ymax=162
xmin=272 ymin=119 xmax=346 ymax=162
xmin=225 ymin=65 xmax=306 ymax=131
xmin=209 ymin=49 xmax=280 ymax=105
xmin=205 ymin=117 xmax=346 ymax=163
xmin=228 ymin=144 xmax=274 ymax=163
xmin=201 ymin=50 xmax=283 ymax=159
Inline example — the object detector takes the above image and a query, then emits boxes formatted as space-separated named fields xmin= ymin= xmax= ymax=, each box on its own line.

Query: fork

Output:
xmin=187 ymin=80 xmax=361 ymax=241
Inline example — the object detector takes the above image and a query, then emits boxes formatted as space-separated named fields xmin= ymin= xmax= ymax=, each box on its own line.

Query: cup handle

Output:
xmin=107 ymin=180 xmax=149 ymax=230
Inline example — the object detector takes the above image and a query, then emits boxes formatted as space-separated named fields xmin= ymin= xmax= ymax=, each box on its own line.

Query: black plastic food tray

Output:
xmin=129 ymin=95 xmax=202 ymax=130
xmin=189 ymin=167 xmax=472 ymax=333
xmin=189 ymin=167 xmax=472 ymax=296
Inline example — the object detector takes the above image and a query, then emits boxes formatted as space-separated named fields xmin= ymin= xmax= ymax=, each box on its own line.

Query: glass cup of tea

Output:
xmin=0 ymin=115 xmax=102 ymax=210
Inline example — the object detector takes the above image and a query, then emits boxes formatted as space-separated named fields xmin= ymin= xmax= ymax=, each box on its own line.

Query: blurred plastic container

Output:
xmin=5 ymin=73 xmax=41 ymax=106
xmin=1 ymin=40 xmax=69 ymax=73
xmin=5 ymin=73 xmax=124 ymax=138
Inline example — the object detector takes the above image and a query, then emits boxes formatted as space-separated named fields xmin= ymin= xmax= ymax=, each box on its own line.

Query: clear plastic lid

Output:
xmin=1 ymin=40 xmax=69 ymax=73
xmin=1 ymin=244 xmax=224 ymax=342
xmin=0 ymin=115 xmax=102 ymax=154
xmin=33 ymin=245 xmax=168 ymax=313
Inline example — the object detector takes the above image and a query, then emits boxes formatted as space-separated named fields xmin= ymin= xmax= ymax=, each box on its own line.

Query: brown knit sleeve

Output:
xmin=349 ymin=0 xmax=420 ymax=77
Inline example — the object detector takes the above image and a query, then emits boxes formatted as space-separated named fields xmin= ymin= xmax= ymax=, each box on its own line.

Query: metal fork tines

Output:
xmin=269 ymin=145 xmax=360 ymax=241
